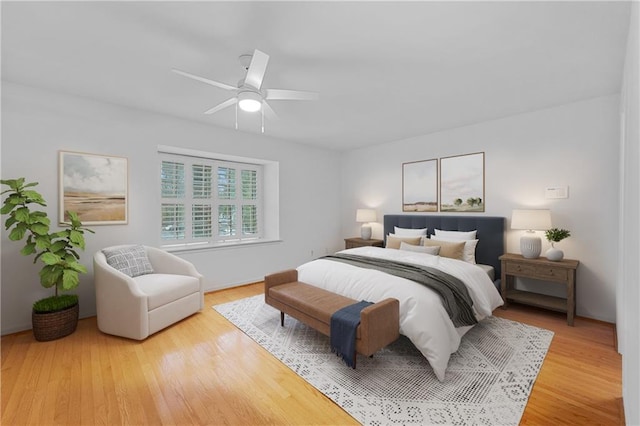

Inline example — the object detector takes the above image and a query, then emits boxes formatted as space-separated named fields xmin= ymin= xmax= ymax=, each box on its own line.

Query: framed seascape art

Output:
xmin=402 ymin=159 xmax=438 ymax=212
xmin=440 ymin=152 xmax=485 ymax=212
xmin=59 ymin=151 xmax=128 ymax=225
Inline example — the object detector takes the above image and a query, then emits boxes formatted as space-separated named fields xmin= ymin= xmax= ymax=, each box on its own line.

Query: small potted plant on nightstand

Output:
xmin=1 ymin=178 xmax=94 ymax=341
xmin=544 ymin=228 xmax=570 ymax=261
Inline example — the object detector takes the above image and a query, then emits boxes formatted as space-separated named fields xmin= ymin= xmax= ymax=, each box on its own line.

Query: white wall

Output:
xmin=618 ymin=2 xmax=640 ymax=424
xmin=1 ymin=83 xmax=623 ymax=326
xmin=341 ymin=94 xmax=620 ymax=323
xmin=1 ymin=82 xmax=343 ymax=334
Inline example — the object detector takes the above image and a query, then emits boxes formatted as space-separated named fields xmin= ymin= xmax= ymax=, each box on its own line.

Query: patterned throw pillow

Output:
xmin=102 ymin=245 xmax=154 ymax=277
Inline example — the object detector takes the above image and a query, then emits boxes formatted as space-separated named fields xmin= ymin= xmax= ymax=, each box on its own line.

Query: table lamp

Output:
xmin=511 ymin=209 xmax=552 ymax=258
xmin=356 ymin=209 xmax=376 ymax=240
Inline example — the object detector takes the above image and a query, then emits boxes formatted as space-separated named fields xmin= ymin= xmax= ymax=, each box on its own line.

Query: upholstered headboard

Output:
xmin=383 ymin=215 xmax=505 ymax=278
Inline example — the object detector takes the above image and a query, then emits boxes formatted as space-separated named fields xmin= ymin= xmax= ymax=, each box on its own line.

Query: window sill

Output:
xmin=163 ymin=238 xmax=283 ymax=254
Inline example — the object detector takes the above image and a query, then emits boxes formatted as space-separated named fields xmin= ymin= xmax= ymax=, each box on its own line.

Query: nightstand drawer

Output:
xmin=505 ymin=262 xmax=568 ymax=281
xmin=344 ymin=238 xmax=384 ymax=249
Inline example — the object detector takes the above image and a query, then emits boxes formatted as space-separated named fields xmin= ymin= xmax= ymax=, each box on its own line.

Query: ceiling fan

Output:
xmin=172 ymin=49 xmax=319 ymax=125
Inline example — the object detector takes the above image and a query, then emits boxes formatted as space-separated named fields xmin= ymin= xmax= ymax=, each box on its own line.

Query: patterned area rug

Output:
xmin=214 ymin=295 xmax=553 ymax=425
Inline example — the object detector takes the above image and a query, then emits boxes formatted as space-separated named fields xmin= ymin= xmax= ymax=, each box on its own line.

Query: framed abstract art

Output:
xmin=59 ymin=151 xmax=128 ymax=225
xmin=439 ymin=152 xmax=485 ymax=212
xmin=402 ymin=159 xmax=438 ymax=212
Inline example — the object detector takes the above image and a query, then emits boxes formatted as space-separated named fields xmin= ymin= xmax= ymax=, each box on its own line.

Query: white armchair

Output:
xmin=93 ymin=245 xmax=204 ymax=340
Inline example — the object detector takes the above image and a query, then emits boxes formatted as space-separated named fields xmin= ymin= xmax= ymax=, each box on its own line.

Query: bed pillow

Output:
xmin=102 ymin=245 xmax=154 ymax=277
xmin=386 ymin=235 xmax=422 ymax=249
xmin=430 ymin=237 xmax=479 ymax=264
xmin=388 ymin=232 xmax=427 ymax=245
xmin=399 ymin=241 xmax=440 ymax=255
xmin=422 ymin=239 xmax=465 ymax=260
xmin=433 ymin=229 xmax=477 ymax=240
xmin=394 ymin=226 xmax=428 ymax=237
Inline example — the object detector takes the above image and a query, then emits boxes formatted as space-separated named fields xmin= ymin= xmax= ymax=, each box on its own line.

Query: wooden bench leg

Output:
xmin=280 ymin=311 xmax=285 ymax=327
xmin=351 ymin=353 xmax=373 ymax=369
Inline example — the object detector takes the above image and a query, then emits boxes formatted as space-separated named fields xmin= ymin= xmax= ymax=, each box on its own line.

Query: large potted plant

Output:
xmin=1 ymin=178 xmax=94 ymax=341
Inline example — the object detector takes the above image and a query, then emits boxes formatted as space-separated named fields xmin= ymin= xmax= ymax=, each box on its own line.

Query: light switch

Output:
xmin=545 ymin=186 xmax=569 ymax=199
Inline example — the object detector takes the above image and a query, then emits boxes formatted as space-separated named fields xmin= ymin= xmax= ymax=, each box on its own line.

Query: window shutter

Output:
xmin=241 ymin=169 xmax=257 ymax=200
xmin=241 ymin=169 xmax=258 ymax=236
xmin=242 ymin=205 xmax=258 ymax=235
xmin=161 ymin=204 xmax=186 ymax=240
xmin=192 ymin=164 xmax=212 ymax=199
xmin=161 ymin=161 xmax=185 ymax=198
xmin=161 ymin=161 xmax=186 ymax=241
xmin=192 ymin=204 xmax=212 ymax=238
xmin=217 ymin=167 xmax=236 ymax=200
xmin=160 ymin=153 xmax=263 ymax=247
xmin=218 ymin=205 xmax=236 ymax=237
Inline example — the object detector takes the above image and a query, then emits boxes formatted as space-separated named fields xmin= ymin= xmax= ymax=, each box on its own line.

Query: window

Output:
xmin=159 ymin=152 xmax=263 ymax=248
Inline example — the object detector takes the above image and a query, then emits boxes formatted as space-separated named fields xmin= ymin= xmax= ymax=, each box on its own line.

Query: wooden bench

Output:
xmin=264 ymin=269 xmax=400 ymax=367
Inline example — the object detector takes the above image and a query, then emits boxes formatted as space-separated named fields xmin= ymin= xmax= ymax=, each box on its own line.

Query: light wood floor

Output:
xmin=2 ymin=283 xmax=623 ymax=425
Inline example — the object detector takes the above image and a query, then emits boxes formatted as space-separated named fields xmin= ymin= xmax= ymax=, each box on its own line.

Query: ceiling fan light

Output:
xmin=238 ymin=91 xmax=262 ymax=112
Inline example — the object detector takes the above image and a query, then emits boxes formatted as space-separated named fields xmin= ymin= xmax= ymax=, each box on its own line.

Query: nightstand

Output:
xmin=499 ymin=253 xmax=579 ymax=326
xmin=344 ymin=237 xmax=384 ymax=249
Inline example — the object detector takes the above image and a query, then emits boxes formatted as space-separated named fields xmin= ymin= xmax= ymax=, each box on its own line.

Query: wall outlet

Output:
xmin=545 ymin=186 xmax=569 ymax=199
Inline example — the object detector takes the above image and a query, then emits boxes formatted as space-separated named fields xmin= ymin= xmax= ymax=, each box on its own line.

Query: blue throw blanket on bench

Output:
xmin=330 ymin=300 xmax=373 ymax=368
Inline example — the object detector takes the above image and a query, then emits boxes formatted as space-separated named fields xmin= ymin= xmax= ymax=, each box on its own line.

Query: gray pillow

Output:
xmin=102 ymin=245 xmax=154 ymax=277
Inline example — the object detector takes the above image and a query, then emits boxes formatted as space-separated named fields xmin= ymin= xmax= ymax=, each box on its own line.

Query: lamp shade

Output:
xmin=356 ymin=209 xmax=376 ymax=223
xmin=511 ymin=209 xmax=552 ymax=231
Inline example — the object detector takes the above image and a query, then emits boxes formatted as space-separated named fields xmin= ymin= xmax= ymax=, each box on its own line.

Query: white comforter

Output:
xmin=297 ymin=246 xmax=504 ymax=381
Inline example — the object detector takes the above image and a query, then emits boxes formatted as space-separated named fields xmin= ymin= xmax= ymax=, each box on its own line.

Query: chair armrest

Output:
xmin=93 ymin=252 xmax=147 ymax=299
xmin=145 ymin=247 xmax=204 ymax=310
xmin=145 ymin=247 xmax=201 ymax=277
xmin=358 ymin=298 xmax=400 ymax=356
xmin=93 ymin=251 xmax=149 ymax=339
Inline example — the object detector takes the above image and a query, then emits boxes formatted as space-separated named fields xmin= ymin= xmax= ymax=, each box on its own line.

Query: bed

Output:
xmin=297 ymin=214 xmax=505 ymax=381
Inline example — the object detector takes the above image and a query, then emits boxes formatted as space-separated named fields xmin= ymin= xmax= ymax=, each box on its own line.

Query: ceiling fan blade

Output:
xmin=204 ymin=97 xmax=238 ymax=115
xmin=265 ymin=89 xmax=319 ymax=101
xmin=172 ymin=69 xmax=237 ymax=91
xmin=244 ymin=49 xmax=269 ymax=90
xmin=262 ymin=101 xmax=278 ymax=121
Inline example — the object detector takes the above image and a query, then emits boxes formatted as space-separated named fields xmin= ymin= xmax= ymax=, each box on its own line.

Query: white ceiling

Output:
xmin=1 ymin=1 xmax=631 ymax=151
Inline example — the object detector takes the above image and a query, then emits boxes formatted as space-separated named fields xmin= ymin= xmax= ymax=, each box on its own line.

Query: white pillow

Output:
xmin=434 ymin=229 xmax=477 ymax=240
xmin=430 ymin=237 xmax=478 ymax=264
xmin=394 ymin=226 xmax=428 ymax=237
xmin=399 ymin=241 xmax=440 ymax=255
xmin=388 ymin=233 xmax=426 ymax=245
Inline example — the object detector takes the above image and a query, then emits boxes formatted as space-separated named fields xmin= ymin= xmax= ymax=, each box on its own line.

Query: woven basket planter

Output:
xmin=32 ymin=303 xmax=79 ymax=342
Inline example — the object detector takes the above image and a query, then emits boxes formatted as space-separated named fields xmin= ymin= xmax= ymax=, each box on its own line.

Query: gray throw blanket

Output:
xmin=330 ymin=300 xmax=373 ymax=368
xmin=322 ymin=253 xmax=478 ymax=327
